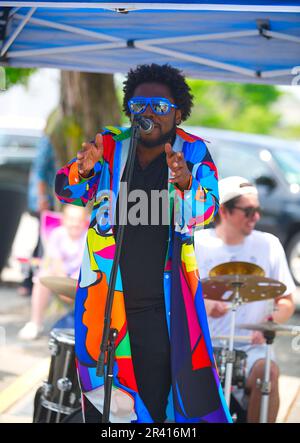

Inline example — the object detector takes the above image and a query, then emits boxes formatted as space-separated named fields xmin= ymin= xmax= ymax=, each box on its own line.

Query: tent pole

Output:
xmin=1 ymin=7 xmax=36 ymax=57
xmin=264 ymin=30 xmax=300 ymax=44
xmin=261 ymin=68 xmax=297 ymax=78
xmin=7 ymin=40 xmax=126 ymax=58
xmin=137 ymin=30 xmax=258 ymax=46
xmin=14 ymin=12 xmax=123 ymax=42
xmin=135 ymin=42 xmax=256 ymax=77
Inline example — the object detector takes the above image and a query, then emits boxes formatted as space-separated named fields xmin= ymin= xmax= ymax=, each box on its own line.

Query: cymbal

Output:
xmin=39 ymin=276 xmax=77 ymax=300
xmin=209 ymin=261 xmax=265 ymax=277
xmin=237 ymin=321 xmax=300 ymax=336
xmin=201 ymin=275 xmax=286 ymax=303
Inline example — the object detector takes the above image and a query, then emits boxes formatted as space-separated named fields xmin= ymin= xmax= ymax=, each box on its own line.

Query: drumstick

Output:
xmin=211 ymin=335 xmax=252 ymax=342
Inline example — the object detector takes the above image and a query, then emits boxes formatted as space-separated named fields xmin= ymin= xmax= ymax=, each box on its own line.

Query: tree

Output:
xmin=3 ymin=67 xmax=121 ymax=166
xmin=50 ymin=71 xmax=121 ymax=165
xmin=185 ymin=79 xmax=281 ymax=135
xmin=4 ymin=67 xmax=297 ymax=142
xmin=4 ymin=67 xmax=36 ymax=88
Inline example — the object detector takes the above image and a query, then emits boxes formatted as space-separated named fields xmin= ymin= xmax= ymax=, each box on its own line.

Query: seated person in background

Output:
xmin=18 ymin=135 xmax=56 ymax=297
xmin=194 ymin=176 xmax=295 ymax=423
xmin=18 ymin=204 xmax=88 ymax=340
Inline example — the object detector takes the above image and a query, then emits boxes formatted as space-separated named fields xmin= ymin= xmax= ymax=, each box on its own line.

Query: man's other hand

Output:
xmin=77 ymin=133 xmax=104 ymax=178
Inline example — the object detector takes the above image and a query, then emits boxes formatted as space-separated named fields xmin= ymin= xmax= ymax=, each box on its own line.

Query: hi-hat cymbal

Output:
xmin=209 ymin=261 xmax=265 ymax=277
xmin=40 ymin=276 xmax=77 ymax=300
xmin=201 ymin=275 xmax=286 ymax=303
xmin=237 ymin=321 xmax=300 ymax=336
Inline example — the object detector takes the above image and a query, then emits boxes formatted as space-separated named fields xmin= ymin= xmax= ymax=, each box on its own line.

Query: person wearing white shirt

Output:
xmin=194 ymin=176 xmax=295 ymax=423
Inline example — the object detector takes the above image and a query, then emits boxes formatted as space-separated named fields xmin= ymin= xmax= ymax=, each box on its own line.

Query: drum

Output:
xmin=33 ymin=328 xmax=81 ymax=423
xmin=213 ymin=347 xmax=247 ymax=389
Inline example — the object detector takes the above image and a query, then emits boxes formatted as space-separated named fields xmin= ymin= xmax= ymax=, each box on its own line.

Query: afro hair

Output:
xmin=123 ymin=63 xmax=193 ymax=122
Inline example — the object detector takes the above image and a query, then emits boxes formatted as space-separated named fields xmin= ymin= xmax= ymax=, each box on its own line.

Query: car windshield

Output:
xmin=272 ymin=148 xmax=300 ymax=185
xmin=0 ymin=133 xmax=40 ymax=149
xmin=0 ymin=134 xmax=10 ymax=148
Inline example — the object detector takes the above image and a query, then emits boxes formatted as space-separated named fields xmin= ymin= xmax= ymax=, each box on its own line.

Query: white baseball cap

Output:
xmin=219 ymin=176 xmax=258 ymax=205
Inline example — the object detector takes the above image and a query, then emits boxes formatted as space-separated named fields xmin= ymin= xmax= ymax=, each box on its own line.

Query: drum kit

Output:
xmin=34 ymin=264 xmax=300 ymax=423
xmin=201 ymin=261 xmax=300 ymax=423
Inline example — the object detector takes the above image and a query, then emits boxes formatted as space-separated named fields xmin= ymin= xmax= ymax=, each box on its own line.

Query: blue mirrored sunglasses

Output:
xmin=128 ymin=96 xmax=177 ymax=115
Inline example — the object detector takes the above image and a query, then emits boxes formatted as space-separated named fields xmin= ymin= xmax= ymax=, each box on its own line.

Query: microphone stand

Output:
xmin=96 ymin=117 xmax=141 ymax=423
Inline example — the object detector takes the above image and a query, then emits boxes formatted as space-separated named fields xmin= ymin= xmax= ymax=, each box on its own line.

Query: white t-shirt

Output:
xmin=194 ymin=229 xmax=296 ymax=346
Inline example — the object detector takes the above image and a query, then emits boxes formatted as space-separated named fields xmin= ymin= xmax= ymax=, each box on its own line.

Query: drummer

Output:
xmin=194 ymin=176 xmax=296 ymax=423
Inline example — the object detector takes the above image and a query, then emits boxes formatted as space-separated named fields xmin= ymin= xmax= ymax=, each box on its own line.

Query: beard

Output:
xmin=139 ymin=117 xmax=177 ymax=149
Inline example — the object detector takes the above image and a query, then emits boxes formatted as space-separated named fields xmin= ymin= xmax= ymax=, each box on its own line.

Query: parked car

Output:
xmin=184 ymin=126 xmax=300 ymax=285
xmin=0 ymin=127 xmax=41 ymax=274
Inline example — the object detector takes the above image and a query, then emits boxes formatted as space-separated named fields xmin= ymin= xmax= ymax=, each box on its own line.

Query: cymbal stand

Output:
xmin=259 ymin=328 xmax=275 ymax=423
xmin=224 ymin=280 xmax=243 ymax=407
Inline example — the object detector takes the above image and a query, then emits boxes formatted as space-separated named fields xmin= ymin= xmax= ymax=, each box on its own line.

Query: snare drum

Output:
xmin=213 ymin=347 xmax=247 ymax=389
xmin=33 ymin=328 xmax=81 ymax=423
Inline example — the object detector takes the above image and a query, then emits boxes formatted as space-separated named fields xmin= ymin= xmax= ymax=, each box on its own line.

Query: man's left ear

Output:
xmin=175 ymin=109 xmax=182 ymax=125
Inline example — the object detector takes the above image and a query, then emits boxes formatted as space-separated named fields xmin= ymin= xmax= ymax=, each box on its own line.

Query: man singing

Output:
xmin=55 ymin=63 xmax=231 ymax=423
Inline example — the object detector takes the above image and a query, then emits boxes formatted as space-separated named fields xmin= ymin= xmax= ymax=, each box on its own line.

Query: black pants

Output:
xmin=21 ymin=211 xmax=44 ymax=293
xmin=84 ymin=305 xmax=172 ymax=423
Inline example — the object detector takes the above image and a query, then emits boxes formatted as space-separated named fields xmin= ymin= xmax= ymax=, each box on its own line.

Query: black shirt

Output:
xmin=114 ymin=151 xmax=169 ymax=313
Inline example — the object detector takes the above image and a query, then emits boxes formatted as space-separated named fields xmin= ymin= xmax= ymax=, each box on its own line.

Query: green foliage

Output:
xmin=4 ymin=67 xmax=36 ymax=89
xmin=274 ymin=124 xmax=300 ymax=139
xmin=185 ymin=79 xmax=281 ymax=134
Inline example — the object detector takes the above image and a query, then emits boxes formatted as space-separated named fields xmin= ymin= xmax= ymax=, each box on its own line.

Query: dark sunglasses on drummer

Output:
xmin=127 ymin=97 xmax=178 ymax=115
xmin=233 ymin=205 xmax=262 ymax=218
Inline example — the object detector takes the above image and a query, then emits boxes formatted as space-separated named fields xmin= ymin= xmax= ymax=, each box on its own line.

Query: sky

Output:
xmin=0 ymin=68 xmax=60 ymax=130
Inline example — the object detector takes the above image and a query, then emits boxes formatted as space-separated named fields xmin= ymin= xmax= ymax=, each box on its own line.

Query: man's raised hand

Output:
xmin=77 ymin=133 xmax=104 ymax=178
xmin=165 ymin=142 xmax=191 ymax=190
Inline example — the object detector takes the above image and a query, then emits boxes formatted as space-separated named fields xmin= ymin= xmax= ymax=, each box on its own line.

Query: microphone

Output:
xmin=135 ymin=116 xmax=154 ymax=134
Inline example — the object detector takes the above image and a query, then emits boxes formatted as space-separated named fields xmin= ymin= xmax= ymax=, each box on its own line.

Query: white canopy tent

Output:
xmin=0 ymin=1 xmax=299 ymax=84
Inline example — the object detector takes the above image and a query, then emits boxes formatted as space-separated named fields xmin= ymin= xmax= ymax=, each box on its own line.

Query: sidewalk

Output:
xmin=0 ymin=284 xmax=68 ymax=423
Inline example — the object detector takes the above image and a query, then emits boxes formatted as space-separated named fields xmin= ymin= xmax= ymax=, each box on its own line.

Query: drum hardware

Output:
xmin=212 ymin=335 xmax=251 ymax=343
xmin=48 ymin=338 xmax=59 ymax=356
xmin=226 ymin=289 xmax=240 ymax=406
xmin=57 ymin=377 xmax=73 ymax=392
xmin=226 ymin=350 xmax=236 ymax=364
xmin=218 ymin=347 xmax=227 ymax=383
xmin=213 ymin=347 xmax=247 ymax=390
xmin=42 ymin=381 xmax=53 ymax=398
xmin=40 ymin=399 xmax=79 ymax=416
xmin=256 ymin=378 xmax=271 ymax=394
xmin=202 ymin=261 xmax=286 ymax=409
xmin=33 ymin=329 xmax=81 ymax=423
xmin=55 ymin=346 xmax=73 ymax=423
xmin=69 ymin=392 xmax=78 ymax=406
xmin=238 ymin=321 xmax=300 ymax=423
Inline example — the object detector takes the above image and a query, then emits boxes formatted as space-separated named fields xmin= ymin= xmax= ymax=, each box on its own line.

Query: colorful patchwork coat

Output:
xmin=55 ymin=126 xmax=232 ymax=423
